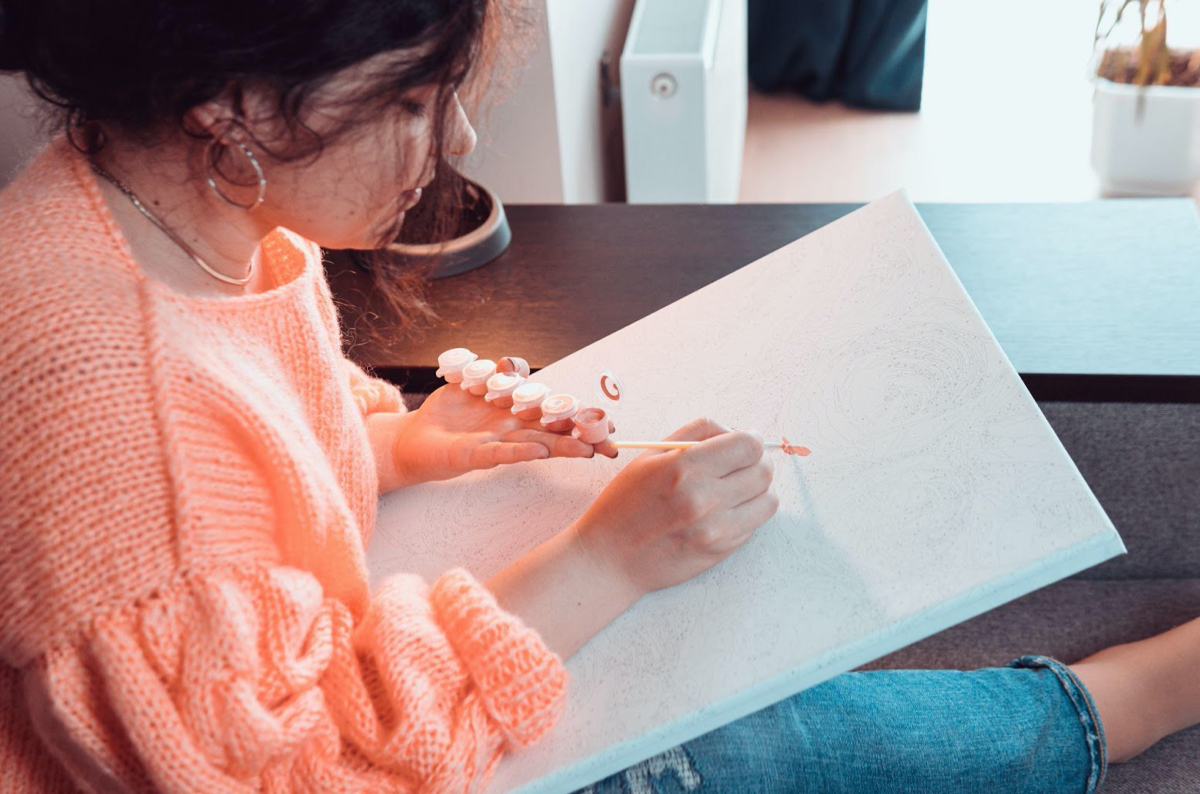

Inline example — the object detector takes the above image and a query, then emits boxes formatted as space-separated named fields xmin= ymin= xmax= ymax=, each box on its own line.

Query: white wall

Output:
xmin=544 ymin=0 xmax=635 ymax=203
xmin=0 ymin=1 xmax=638 ymax=203
xmin=462 ymin=0 xmax=635 ymax=204
xmin=0 ymin=75 xmax=50 ymax=188
xmin=459 ymin=7 xmax=566 ymax=203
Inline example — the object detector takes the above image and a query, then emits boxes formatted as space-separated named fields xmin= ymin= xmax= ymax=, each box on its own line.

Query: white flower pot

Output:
xmin=1091 ymin=77 xmax=1200 ymax=196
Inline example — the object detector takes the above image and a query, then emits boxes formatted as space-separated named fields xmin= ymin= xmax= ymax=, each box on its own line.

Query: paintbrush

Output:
xmin=612 ymin=439 xmax=811 ymax=456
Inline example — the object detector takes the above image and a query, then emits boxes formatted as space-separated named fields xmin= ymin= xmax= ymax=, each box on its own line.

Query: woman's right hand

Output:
xmin=572 ymin=417 xmax=779 ymax=599
xmin=487 ymin=417 xmax=778 ymax=660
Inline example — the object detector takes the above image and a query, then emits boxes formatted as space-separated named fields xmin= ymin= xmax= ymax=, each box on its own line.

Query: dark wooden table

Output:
xmin=328 ymin=201 xmax=1200 ymax=402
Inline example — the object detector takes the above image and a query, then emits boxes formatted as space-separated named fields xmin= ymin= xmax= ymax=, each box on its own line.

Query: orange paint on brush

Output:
xmin=781 ymin=436 xmax=811 ymax=457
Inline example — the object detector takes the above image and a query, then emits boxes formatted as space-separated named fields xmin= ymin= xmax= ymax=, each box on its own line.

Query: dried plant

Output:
xmin=1095 ymin=0 xmax=1200 ymax=86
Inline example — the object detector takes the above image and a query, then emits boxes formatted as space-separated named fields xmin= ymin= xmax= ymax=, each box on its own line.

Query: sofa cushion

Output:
xmin=1041 ymin=402 xmax=1200 ymax=580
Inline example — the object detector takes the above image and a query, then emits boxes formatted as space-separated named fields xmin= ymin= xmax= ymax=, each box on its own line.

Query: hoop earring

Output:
xmin=204 ymin=133 xmax=267 ymax=211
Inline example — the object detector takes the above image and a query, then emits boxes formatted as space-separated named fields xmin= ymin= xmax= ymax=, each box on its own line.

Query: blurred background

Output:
xmin=3 ymin=0 xmax=1198 ymax=205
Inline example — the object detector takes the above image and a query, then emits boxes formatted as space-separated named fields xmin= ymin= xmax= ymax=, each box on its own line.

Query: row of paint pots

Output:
xmin=436 ymin=348 xmax=611 ymax=444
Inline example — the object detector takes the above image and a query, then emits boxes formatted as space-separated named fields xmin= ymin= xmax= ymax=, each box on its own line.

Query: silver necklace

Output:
xmin=89 ymin=162 xmax=254 ymax=287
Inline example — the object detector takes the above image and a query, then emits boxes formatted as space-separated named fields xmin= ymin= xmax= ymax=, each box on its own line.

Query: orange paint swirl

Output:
xmin=600 ymin=374 xmax=621 ymax=401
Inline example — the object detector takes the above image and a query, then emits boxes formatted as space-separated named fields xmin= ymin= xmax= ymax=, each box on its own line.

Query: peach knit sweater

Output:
xmin=0 ymin=139 xmax=567 ymax=793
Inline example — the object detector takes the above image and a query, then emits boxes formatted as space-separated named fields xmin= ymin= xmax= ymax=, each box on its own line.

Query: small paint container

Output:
xmin=497 ymin=356 xmax=531 ymax=378
xmin=484 ymin=371 xmax=525 ymax=408
xmin=459 ymin=359 xmax=498 ymax=396
xmin=539 ymin=393 xmax=580 ymax=432
xmin=510 ymin=382 xmax=551 ymax=420
xmin=571 ymin=407 xmax=610 ymax=444
xmin=436 ymin=348 xmax=477 ymax=384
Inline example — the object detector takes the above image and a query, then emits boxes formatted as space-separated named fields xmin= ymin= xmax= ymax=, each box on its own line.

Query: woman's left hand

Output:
xmin=367 ymin=383 xmax=616 ymax=491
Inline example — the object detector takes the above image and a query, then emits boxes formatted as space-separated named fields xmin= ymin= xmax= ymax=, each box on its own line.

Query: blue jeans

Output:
xmin=580 ymin=656 xmax=1107 ymax=794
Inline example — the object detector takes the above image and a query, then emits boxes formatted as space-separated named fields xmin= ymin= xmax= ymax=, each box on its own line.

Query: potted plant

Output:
xmin=1091 ymin=0 xmax=1200 ymax=195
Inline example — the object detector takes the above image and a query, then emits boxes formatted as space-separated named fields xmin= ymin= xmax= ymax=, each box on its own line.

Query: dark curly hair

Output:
xmin=0 ymin=0 xmax=518 ymax=335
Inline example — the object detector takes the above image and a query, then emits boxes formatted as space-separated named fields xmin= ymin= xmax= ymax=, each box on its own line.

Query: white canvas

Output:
xmin=367 ymin=192 xmax=1125 ymax=794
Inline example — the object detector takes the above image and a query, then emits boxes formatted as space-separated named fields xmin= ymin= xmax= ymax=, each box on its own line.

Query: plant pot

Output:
xmin=386 ymin=167 xmax=512 ymax=279
xmin=1091 ymin=77 xmax=1200 ymax=196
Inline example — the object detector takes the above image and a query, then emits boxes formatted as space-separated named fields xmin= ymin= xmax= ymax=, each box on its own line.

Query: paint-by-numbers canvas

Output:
xmin=367 ymin=192 xmax=1125 ymax=794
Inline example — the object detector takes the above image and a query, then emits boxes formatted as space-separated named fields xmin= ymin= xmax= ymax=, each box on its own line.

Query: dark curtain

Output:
xmin=748 ymin=0 xmax=928 ymax=111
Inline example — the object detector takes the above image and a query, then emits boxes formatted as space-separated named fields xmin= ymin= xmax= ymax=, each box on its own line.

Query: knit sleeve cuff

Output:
xmin=343 ymin=358 xmax=405 ymax=417
xmin=429 ymin=569 xmax=568 ymax=748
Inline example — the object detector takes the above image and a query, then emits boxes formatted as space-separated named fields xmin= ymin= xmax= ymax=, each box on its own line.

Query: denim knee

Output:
xmin=577 ymin=658 xmax=1108 ymax=794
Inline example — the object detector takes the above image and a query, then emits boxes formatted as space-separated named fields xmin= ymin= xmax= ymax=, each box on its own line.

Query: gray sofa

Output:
xmin=865 ymin=402 xmax=1200 ymax=792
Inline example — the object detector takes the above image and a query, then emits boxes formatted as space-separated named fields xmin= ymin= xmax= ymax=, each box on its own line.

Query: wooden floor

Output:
xmin=739 ymin=0 xmax=1200 ymax=205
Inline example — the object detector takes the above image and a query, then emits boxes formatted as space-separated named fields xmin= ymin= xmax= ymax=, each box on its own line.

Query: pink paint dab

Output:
xmin=781 ymin=436 xmax=811 ymax=457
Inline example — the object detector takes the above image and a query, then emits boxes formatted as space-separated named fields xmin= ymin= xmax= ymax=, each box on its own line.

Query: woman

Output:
xmin=0 ymin=1 xmax=1197 ymax=792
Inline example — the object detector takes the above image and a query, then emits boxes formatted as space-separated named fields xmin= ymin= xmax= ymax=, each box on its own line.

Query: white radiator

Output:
xmin=620 ymin=0 xmax=747 ymax=203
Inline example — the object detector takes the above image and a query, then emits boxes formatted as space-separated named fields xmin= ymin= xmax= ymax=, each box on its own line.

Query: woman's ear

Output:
xmin=185 ymin=92 xmax=241 ymax=141
xmin=197 ymin=83 xmax=294 ymax=151
xmin=186 ymin=82 xmax=276 ymax=142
